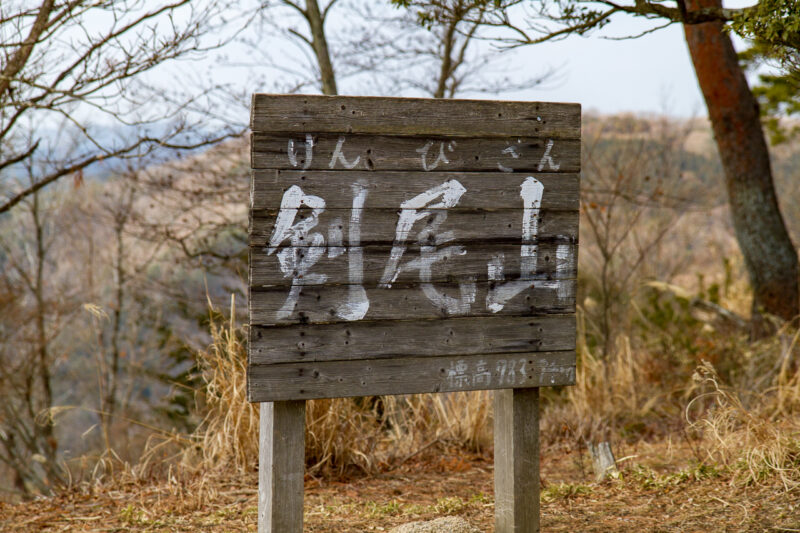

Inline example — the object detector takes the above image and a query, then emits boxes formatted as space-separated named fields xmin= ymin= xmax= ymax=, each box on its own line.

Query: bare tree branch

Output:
xmin=0 ymin=0 xmax=56 ymax=98
xmin=0 ymin=0 xmax=248 ymax=215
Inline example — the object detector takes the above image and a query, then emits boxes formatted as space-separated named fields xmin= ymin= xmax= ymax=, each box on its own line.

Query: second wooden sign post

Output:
xmin=248 ymin=94 xmax=580 ymax=532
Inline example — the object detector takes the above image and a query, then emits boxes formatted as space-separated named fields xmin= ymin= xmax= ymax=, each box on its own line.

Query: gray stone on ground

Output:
xmin=388 ymin=516 xmax=481 ymax=533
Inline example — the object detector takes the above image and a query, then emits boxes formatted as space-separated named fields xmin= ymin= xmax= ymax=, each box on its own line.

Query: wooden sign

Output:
xmin=248 ymin=95 xmax=579 ymax=402
xmin=248 ymin=94 xmax=580 ymax=532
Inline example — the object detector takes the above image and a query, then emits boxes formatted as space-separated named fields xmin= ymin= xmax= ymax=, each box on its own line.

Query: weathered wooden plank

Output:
xmin=247 ymin=351 xmax=576 ymax=402
xmin=258 ymin=400 xmax=305 ymax=533
xmin=251 ymin=95 xmax=581 ymax=139
xmin=251 ymin=171 xmax=579 ymax=211
xmin=250 ymin=279 xmax=577 ymax=326
xmin=250 ymin=209 xmax=578 ymax=248
xmin=249 ymin=315 xmax=575 ymax=365
xmin=250 ymin=242 xmax=578 ymax=287
xmin=494 ymin=388 xmax=540 ymax=533
xmin=251 ymin=134 xmax=581 ymax=173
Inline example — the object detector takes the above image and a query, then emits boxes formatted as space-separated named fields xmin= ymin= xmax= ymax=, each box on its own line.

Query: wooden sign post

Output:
xmin=248 ymin=94 xmax=580 ymax=532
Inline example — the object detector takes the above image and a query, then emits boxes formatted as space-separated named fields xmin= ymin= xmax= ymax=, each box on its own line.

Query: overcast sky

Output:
xmin=510 ymin=17 xmax=708 ymax=116
xmin=507 ymin=5 xmax=758 ymax=117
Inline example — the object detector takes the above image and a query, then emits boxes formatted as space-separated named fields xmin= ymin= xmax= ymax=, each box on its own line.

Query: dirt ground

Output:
xmin=2 ymin=439 xmax=799 ymax=532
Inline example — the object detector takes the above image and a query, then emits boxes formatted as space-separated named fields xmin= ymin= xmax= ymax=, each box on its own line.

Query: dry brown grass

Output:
xmin=183 ymin=286 xmax=800 ymax=496
xmin=383 ymin=391 xmax=493 ymax=455
xmin=78 ymin=114 xmax=800 ymax=506
xmin=303 ymin=391 xmax=492 ymax=477
xmin=546 ymin=327 xmax=667 ymax=443
xmin=304 ymin=397 xmax=386 ymax=476
xmin=184 ymin=294 xmax=259 ymax=475
xmin=688 ymin=360 xmax=800 ymax=491
xmin=183 ymin=295 xmax=493 ymax=480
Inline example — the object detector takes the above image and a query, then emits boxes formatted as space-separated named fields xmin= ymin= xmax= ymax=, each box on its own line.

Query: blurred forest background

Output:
xmin=1 ymin=0 xmax=799 ymax=522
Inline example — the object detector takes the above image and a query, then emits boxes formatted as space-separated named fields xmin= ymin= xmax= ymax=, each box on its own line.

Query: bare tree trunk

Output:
xmin=0 ymin=0 xmax=55 ymax=99
xmin=31 ymin=193 xmax=56 ymax=466
xmin=430 ymin=1 xmax=483 ymax=99
xmin=306 ymin=0 xmax=338 ymax=96
xmin=100 ymin=217 xmax=125 ymax=447
xmin=683 ymin=0 xmax=799 ymax=336
xmin=108 ymin=222 xmax=124 ymax=418
xmin=434 ymin=9 xmax=459 ymax=98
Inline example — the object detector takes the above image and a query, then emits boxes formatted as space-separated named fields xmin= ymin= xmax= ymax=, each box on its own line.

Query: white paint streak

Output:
xmin=327 ymin=217 xmax=344 ymax=258
xmin=537 ymin=139 xmax=560 ymax=172
xmin=486 ymin=177 xmax=544 ymax=312
xmin=275 ymin=250 xmax=327 ymax=319
xmin=329 ymin=136 xmax=361 ymax=169
xmin=558 ymin=284 xmax=571 ymax=300
xmin=519 ymin=176 xmax=544 ymax=276
xmin=379 ymin=180 xmax=466 ymax=287
xmin=416 ymin=140 xmax=456 ymax=171
xmin=268 ymin=185 xmax=326 ymax=253
xmin=555 ymin=244 xmax=571 ymax=275
xmin=287 ymin=135 xmax=314 ymax=169
xmin=402 ymin=245 xmax=467 ymax=271
xmin=420 ymin=268 xmax=476 ymax=315
xmin=378 ymin=179 xmax=475 ymax=315
xmin=407 ymin=245 xmax=476 ymax=314
xmin=487 ymin=254 xmax=505 ymax=281
xmin=487 ymin=281 xmax=533 ymax=313
xmin=555 ymin=244 xmax=573 ymax=299
xmin=497 ymin=145 xmax=520 ymax=173
xmin=538 ymin=280 xmax=573 ymax=301
xmin=336 ymin=182 xmax=369 ymax=320
xmin=268 ymin=186 xmax=327 ymax=319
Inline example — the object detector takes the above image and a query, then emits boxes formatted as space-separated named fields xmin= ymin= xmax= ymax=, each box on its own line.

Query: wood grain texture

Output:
xmin=251 ymin=94 xmax=581 ymax=139
xmin=251 ymin=134 xmax=581 ymax=172
xmin=248 ymin=95 xmax=580 ymax=405
xmin=494 ymin=388 xmax=540 ymax=533
xmin=251 ymin=171 xmax=579 ymax=211
xmin=250 ymin=242 xmax=578 ymax=287
xmin=250 ymin=209 xmax=578 ymax=248
xmin=247 ymin=351 xmax=575 ymax=402
xmin=250 ymin=315 xmax=575 ymax=365
xmin=258 ymin=400 xmax=305 ymax=533
xmin=250 ymin=279 xmax=577 ymax=325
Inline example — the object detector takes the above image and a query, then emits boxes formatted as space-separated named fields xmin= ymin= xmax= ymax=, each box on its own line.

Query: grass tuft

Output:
xmin=688 ymin=361 xmax=800 ymax=491
xmin=186 ymin=294 xmax=259 ymax=475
